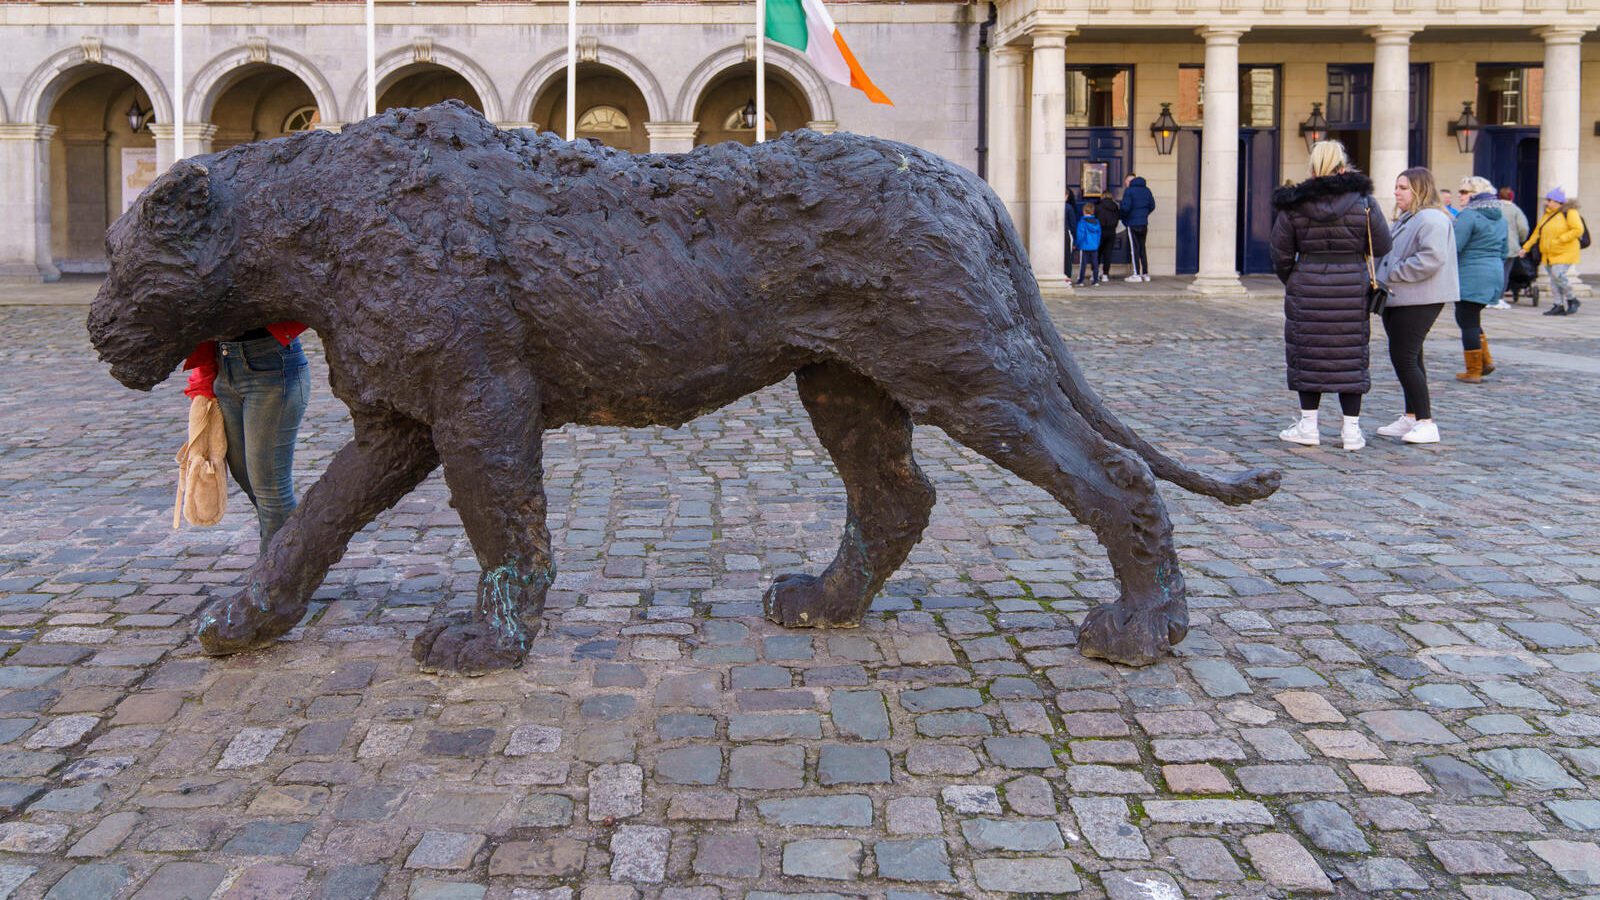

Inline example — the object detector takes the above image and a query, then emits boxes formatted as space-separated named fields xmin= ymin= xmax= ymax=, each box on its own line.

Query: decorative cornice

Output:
xmin=0 ymin=124 xmax=58 ymax=142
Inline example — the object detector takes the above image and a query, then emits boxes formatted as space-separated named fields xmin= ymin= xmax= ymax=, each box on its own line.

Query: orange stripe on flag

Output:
xmin=832 ymin=31 xmax=892 ymax=106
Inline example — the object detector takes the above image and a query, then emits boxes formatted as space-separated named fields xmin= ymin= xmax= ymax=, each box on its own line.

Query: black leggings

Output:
xmin=1299 ymin=392 xmax=1362 ymax=416
xmin=1382 ymin=303 xmax=1443 ymax=420
xmin=1454 ymin=301 xmax=1484 ymax=351
xmin=1129 ymin=226 xmax=1150 ymax=277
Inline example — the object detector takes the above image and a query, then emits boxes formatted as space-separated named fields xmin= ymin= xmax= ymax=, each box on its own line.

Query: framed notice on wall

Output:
xmin=121 ymin=149 xmax=158 ymax=214
xmin=1079 ymin=162 xmax=1109 ymax=198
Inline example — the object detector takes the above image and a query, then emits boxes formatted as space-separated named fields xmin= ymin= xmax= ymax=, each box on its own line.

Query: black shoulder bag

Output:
xmin=1364 ymin=198 xmax=1390 ymax=315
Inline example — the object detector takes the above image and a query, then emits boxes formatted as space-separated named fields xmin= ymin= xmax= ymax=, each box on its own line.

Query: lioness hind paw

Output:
xmin=412 ymin=615 xmax=529 ymax=676
xmin=763 ymin=573 xmax=862 ymax=628
xmin=1076 ymin=601 xmax=1185 ymax=668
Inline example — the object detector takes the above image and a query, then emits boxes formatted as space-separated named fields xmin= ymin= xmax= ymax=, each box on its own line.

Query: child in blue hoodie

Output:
xmin=1075 ymin=205 xmax=1103 ymax=286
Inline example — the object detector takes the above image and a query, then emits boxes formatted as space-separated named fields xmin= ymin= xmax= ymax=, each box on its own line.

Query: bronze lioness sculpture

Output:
xmin=88 ymin=101 xmax=1278 ymax=674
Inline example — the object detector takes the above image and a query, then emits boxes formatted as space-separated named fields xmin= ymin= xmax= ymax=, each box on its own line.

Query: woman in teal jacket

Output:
xmin=1452 ymin=176 xmax=1509 ymax=383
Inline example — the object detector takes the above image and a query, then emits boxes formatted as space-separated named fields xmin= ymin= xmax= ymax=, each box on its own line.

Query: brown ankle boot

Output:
xmin=1480 ymin=336 xmax=1495 ymax=375
xmin=1456 ymin=349 xmax=1484 ymax=383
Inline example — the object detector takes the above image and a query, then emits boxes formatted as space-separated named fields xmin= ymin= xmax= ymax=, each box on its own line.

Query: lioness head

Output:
xmin=88 ymin=159 xmax=234 ymax=391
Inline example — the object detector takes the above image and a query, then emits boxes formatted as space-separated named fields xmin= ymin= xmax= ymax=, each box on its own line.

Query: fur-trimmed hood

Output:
xmin=1272 ymin=172 xmax=1376 ymax=219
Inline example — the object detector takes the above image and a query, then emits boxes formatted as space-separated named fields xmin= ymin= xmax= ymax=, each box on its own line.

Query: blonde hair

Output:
xmin=1307 ymin=141 xmax=1351 ymax=179
xmin=1399 ymin=167 xmax=1444 ymax=214
xmin=1460 ymin=175 xmax=1495 ymax=196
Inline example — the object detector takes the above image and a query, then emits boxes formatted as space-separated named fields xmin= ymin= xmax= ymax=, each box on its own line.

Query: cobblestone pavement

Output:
xmin=0 ymin=291 xmax=1598 ymax=900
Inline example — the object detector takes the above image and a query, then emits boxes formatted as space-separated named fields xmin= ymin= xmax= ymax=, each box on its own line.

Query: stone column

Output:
xmin=1190 ymin=27 xmax=1248 ymax=296
xmin=989 ymin=45 xmax=1027 ymax=235
xmin=1028 ymin=30 xmax=1074 ymax=298
xmin=1537 ymin=27 xmax=1587 ymax=199
xmin=805 ymin=120 xmax=839 ymax=135
xmin=645 ymin=121 xmax=698 ymax=153
xmin=1368 ymin=28 xmax=1417 ymax=219
xmin=151 ymin=124 xmax=218 ymax=172
xmin=312 ymin=122 xmax=347 ymax=135
xmin=0 ymin=124 xmax=59 ymax=283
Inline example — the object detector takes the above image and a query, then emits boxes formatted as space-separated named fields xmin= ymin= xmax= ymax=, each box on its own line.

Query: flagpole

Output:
xmin=173 ymin=0 xmax=184 ymax=162
xmin=565 ymin=0 xmax=577 ymax=140
xmin=755 ymin=0 xmax=765 ymax=143
xmin=365 ymin=0 xmax=376 ymax=116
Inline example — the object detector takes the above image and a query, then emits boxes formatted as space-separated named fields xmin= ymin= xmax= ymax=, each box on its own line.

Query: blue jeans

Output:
xmin=213 ymin=336 xmax=309 ymax=552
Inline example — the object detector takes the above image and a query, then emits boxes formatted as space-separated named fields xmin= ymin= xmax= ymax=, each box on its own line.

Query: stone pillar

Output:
xmin=312 ymin=122 xmax=347 ymax=135
xmin=0 ymin=125 xmax=59 ymax=283
xmin=989 ymin=45 xmax=1026 ymax=236
xmin=1368 ymin=28 xmax=1417 ymax=219
xmin=1190 ymin=27 xmax=1248 ymax=296
xmin=151 ymin=124 xmax=217 ymax=172
xmin=805 ymin=120 xmax=839 ymax=135
xmin=645 ymin=121 xmax=698 ymax=153
xmin=1538 ymin=27 xmax=1587 ymax=200
xmin=1028 ymin=30 xmax=1074 ymax=298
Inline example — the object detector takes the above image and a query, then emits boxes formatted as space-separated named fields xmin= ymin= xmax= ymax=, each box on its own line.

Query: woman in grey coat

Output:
xmin=1374 ymin=167 xmax=1458 ymax=445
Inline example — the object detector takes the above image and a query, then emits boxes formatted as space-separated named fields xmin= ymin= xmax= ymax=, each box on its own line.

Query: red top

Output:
xmin=183 ymin=322 xmax=308 ymax=399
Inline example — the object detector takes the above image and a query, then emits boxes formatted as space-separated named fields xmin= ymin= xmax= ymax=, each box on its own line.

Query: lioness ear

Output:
xmin=140 ymin=159 xmax=212 ymax=225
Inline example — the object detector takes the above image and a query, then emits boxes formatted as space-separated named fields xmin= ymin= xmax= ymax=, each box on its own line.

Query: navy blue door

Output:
xmin=1475 ymin=128 xmax=1540 ymax=225
xmin=1176 ymin=129 xmax=1278 ymax=276
xmin=1065 ymin=128 xmax=1132 ymax=264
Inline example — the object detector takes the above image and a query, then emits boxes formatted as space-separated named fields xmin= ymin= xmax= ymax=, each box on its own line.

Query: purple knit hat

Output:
xmin=1546 ymin=186 xmax=1568 ymax=204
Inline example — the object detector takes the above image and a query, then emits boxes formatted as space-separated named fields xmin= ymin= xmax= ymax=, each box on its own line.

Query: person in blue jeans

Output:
xmin=1075 ymin=204 xmax=1103 ymax=286
xmin=183 ymin=324 xmax=310 ymax=553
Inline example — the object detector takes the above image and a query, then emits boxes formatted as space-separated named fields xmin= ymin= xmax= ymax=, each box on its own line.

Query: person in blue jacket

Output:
xmin=1075 ymin=204 xmax=1103 ymax=286
xmin=1120 ymin=173 xmax=1157 ymax=282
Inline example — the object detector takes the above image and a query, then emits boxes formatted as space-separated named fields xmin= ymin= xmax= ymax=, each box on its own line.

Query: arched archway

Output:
xmin=512 ymin=46 xmax=667 ymax=127
xmin=21 ymin=43 xmax=172 ymax=128
xmin=41 ymin=65 xmax=159 ymax=272
xmin=692 ymin=63 xmax=812 ymax=147
xmin=209 ymin=64 xmax=322 ymax=151
xmin=676 ymin=44 xmax=832 ymax=126
xmin=377 ymin=63 xmax=484 ymax=118
xmin=530 ymin=64 xmax=650 ymax=153
xmin=188 ymin=43 xmax=338 ymax=128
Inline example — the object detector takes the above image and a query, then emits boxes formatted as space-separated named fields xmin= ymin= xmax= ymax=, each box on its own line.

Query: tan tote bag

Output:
xmin=173 ymin=395 xmax=229 ymax=527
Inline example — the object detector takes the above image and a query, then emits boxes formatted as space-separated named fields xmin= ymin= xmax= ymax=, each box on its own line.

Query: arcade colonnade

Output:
xmin=0 ymin=3 xmax=971 ymax=281
xmin=987 ymin=8 xmax=1600 ymax=295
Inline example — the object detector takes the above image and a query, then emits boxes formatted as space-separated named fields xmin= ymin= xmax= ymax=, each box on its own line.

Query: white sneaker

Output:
xmin=1376 ymin=414 xmax=1417 ymax=438
xmin=1279 ymin=419 xmax=1320 ymax=445
xmin=1142 ymin=274 xmax=1153 ymax=282
xmin=1125 ymin=274 xmax=1142 ymax=282
xmin=1402 ymin=420 xmax=1440 ymax=444
xmin=1342 ymin=422 xmax=1366 ymax=451
xmin=1489 ymin=299 xmax=1512 ymax=309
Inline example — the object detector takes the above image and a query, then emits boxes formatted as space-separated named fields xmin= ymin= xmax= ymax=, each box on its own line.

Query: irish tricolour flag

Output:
xmin=766 ymin=0 xmax=892 ymax=105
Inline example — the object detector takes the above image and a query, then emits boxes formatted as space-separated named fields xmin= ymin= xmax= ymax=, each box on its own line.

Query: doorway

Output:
xmin=1174 ymin=128 xmax=1280 ymax=275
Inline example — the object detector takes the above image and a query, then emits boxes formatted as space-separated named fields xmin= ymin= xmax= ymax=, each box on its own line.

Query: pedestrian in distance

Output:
xmin=1451 ymin=176 xmax=1509 ymax=383
xmin=182 ymin=322 xmax=312 ymax=553
xmin=1075 ymin=203 xmax=1103 ymax=287
xmin=1269 ymin=140 xmax=1391 ymax=451
xmin=1064 ymin=187 xmax=1080 ymax=261
xmin=1095 ymin=189 xmax=1121 ymax=281
xmin=1495 ymin=186 xmax=1530 ymax=307
xmin=1121 ymin=173 xmax=1156 ymax=282
xmin=1374 ymin=167 xmax=1457 ymax=445
xmin=1521 ymin=186 xmax=1587 ymax=316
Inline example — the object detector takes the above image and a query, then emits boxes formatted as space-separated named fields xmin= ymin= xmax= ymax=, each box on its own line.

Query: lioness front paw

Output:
xmin=1076 ymin=600 xmax=1187 ymax=668
xmin=196 ymin=586 xmax=302 ymax=657
xmin=412 ymin=614 xmax=530 ymax=676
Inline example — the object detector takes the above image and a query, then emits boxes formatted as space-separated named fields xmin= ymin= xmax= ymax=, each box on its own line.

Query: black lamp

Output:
xmin=1448 ymin=101 xmax=1481 ymax=154
xmin=740 ymin=98 xmax=758 ymax=130
xmin=1298 ymin=102 xmax=1329 ymax=154
xmin=1149 ymin=103 xmax=1178 ymax=156
xmin=125 ymin=97 xmax=151 ymax=133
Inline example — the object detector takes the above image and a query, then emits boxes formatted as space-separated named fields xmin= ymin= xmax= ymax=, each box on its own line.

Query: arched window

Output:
xmin=282 ymin=106 xmax=321 ymax=133
xmin=577 ymin=106 xmax=630 ymax=132
xmin=725 ymin=108 xmax=778 ymax=133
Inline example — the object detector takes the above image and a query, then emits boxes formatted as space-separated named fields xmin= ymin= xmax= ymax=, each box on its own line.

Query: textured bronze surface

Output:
xmin=88 ymin=101 xmax=1279 ymax=673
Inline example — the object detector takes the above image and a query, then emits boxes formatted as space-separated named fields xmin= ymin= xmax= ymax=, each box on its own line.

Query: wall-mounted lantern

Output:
xmin=740 ymin=98 xmax=758 ymax=130
xmin=125 ymin=96 xmax=153 ymax=133
xmin=1447 ymin=102 xmax=1481 ymax=154
xmin=1149 ymin=103 xmax=1179 ymax=156
xmin=1298 ymin=102 xmax=1329 ymax=154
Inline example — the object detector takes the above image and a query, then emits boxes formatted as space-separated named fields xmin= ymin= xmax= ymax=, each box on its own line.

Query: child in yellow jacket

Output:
xmin=1521 ymin=186 xmax=1586 ymax=315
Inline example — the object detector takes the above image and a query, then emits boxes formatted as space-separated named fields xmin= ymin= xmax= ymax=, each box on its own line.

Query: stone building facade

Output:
xmin=0 ymin=0 xmax=1594 ymax=293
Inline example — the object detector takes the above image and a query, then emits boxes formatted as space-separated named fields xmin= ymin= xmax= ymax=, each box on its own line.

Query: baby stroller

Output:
xmin=1506 ymin=253 xmax=1540 ymax=306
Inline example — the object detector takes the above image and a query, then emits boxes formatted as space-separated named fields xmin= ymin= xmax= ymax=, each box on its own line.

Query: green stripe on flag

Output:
xmin=765 ymin=0 xmax=808 ymax=51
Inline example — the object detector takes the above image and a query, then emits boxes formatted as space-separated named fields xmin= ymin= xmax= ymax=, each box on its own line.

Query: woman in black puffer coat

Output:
xmin=1269 ymin=141 xmax=1393 ymax=451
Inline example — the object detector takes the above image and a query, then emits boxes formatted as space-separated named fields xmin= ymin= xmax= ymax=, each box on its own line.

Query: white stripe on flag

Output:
xmin=797 ymin=0 xmax=851 ymax=86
